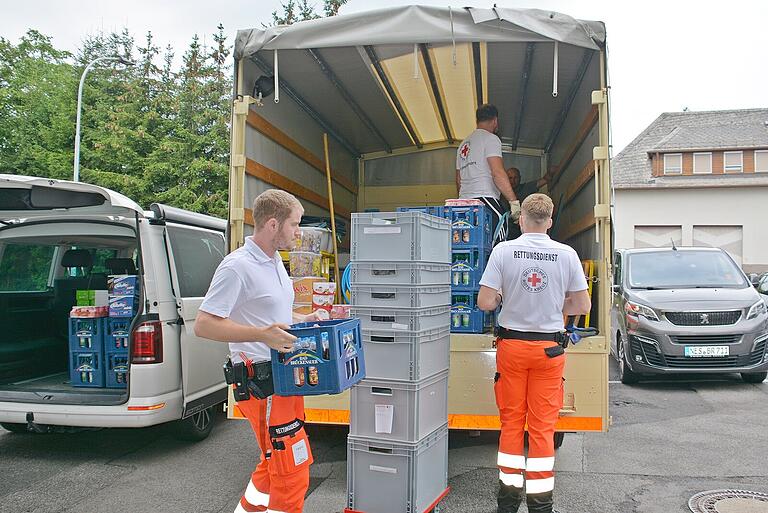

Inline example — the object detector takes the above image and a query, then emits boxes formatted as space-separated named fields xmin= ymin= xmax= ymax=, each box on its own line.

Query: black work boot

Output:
xmin=497 ymin=480 xmax=524 ymax=513
xmin=526 ymin=491 xmax=554 ymax=513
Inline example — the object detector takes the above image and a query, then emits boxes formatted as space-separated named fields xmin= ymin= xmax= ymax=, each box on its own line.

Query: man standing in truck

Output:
xmin=504 ymin=167 xmax=548 ymax=240
xmin=477 ymin=193 xmax=591 ymax=513
xmin=195 ymin=189 xmax=322 ymax=513
xmin=456 ymin=104 xmax=519 ymax=244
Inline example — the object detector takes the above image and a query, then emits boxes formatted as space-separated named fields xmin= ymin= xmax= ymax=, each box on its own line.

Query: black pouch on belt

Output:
xmin=224 ymin=360 xmax=251 ymax=401
xmin=246 ymin=360 xmax=274 ymax=400
xmin=544 ymin=345 xmax=565 ymax=358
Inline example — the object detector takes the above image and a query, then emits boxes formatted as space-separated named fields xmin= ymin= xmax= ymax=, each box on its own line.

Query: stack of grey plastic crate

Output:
xmin=347 ymin=211 xmax=452 ymax=513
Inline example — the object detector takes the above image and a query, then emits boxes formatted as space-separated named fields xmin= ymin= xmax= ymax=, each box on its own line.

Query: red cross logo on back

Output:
xmin=521 ymin=267 xmax=548 ymax=293
xmin=527 ymin=273 xmax=542 ymax=287
xmin=460 ymin=143 xmax=470 ymax=158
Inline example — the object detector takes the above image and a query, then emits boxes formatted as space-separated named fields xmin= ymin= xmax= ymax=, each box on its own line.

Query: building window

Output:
xmin=724 ymin=151 xmax=743 ymax=173
xmin=693 ymin=152 xmax=712 ymax=174
xmin=663 ymin=153 xmax=682 ymax=174
xmin=755 ymin=150 xmax=768 ymax=172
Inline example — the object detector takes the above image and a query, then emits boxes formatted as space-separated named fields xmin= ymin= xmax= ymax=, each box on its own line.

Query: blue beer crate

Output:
xmin=105 ymin=351 xmax=129 ymax=388
xmin=396 ymin=205 xmax=445 ymax=219
xmin=68 ymin=317 xmax=106 ymax=352
xmin=450 ymin=247 xmax=491 ymax=291
xmin=271 ymin=318 xmax=365 ymax=396
xmin=69 ymin=349 xmax=105 ymax=388
xmin=450 ymin=305 xmax=494 ymax=334
xmin=105 ymin=318 xmax=131 ymax=351
xmin=444 ymin=205 xmax=493 ymax=249
xmin=451 ymin=291 xmax=479 ymax=309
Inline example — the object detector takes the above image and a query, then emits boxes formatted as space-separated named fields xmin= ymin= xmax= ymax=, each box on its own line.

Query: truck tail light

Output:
xmin=132 ymin=321 xmax=163 ymax=364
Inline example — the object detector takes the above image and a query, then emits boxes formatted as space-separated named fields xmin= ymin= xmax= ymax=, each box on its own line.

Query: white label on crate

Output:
xmin=375 ymin=404 xmax=394 ymax=434
xmin=363 ymin=227 xmax=401 ymax=234
xmin=292 ymin=439 xmax=309 ymax=466
xmin=391 ymin=323 xmax=408 ymax=330
xmin=370 ymin=465 xmax=397 ymax=474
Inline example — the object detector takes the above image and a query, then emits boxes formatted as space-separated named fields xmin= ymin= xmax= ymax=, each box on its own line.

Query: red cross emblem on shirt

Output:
xmin=527 ymin=273 xmax=542 ymax=287
xmin=521 ymin=267 xmax=548 ymax=292
xmin=460 ymin=143 xmax=470 ymax=158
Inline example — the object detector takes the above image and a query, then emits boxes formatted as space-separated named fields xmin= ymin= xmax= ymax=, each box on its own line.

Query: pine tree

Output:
xmin=0 ymin=30 xmax=76 ymax=179
xmin=323 ymin=0 xmax=348 ymax=17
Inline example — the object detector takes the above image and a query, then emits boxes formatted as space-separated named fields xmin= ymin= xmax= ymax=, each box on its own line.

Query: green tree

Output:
xmin=0 ymin=3 xmax=348 ymax=219
xmin=0 ymin=30 xmax=76 ymax=179
xmin=271 ymin=0 xmax=347 ymax=25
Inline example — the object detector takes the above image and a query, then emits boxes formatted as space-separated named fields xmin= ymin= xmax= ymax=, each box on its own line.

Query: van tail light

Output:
xmin=132 ymin=321 xmax=163 ymax=364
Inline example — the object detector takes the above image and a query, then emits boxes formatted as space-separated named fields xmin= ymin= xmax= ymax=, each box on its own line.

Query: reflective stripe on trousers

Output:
xmin=495 ymin=339 xmax=565 ymax=495
xmin=235 ymin=390 xmax=311 ymax=513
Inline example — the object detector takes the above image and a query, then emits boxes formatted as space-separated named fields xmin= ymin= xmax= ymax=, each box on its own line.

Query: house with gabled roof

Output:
xmin=612 ymin=108 xmax=768 ymax=272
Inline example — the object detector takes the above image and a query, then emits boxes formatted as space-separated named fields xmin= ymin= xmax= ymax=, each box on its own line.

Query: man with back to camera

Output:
xmin=504 ymin=166 xmax=548 ymax=240
xmin=456 ymin=103 xmax=519 ymax=245
xmin=195 ymin=189 xmax=323 ymax=513
xmin=477 ymin=193 xmax=591 ymax=513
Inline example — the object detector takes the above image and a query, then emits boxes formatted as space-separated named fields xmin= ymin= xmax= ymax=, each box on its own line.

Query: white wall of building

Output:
xmin=614 ymin=187 xmax=768 ymax=272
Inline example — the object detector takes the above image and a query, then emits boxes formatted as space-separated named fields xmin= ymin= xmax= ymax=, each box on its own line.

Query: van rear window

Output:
xmin=0 ymin=187 xmax=105 ymax=210
xmin=0 ymin=243 xmax=55 ymax=291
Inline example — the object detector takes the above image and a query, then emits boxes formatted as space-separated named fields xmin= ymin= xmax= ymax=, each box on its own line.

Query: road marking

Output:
xmin=608 ymin=380 xmax=621 ymax=384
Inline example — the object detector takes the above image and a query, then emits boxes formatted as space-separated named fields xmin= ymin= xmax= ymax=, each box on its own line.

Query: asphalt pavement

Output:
xmin=1 ymin=358 xmax=767 ymax=513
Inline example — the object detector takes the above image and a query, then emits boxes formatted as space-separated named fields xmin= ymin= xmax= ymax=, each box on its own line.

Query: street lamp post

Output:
xmin=73 ymin=56 xmax=135 ymax=182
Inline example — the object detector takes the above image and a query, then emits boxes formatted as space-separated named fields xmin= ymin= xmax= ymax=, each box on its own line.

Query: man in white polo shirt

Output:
xmin=477 ymin=193 xmax=591 ymax=513
xmin=456 ymin=103 xmax=519 ymax=244
xmin=195 ymin=189 xmax=321 ymax=513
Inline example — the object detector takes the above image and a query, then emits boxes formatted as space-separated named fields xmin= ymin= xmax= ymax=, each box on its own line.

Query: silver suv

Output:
xmin=611 ymin=247 xmax=768 ymax=384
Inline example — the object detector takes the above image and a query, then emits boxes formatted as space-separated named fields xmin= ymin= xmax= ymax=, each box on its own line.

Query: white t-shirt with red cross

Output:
xmin=456 ymin=128 xmax=502 ymax=199
xmin=479 ymin=233 xmax=588 ymax=333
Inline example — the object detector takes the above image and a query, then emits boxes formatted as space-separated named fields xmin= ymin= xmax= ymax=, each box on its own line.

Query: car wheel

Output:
xmin=617 ymin=334 xmax=640 ymax=385
xmin=172 ymin=405 xmax=216 ymax=442
xmin=741 ymin=372 xmax=767 ymax=384
xmin=1 ymin=422 xmax=30 ymax=434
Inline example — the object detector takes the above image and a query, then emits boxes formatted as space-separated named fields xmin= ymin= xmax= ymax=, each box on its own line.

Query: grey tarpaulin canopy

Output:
xmin=234 ymin=5 xmax=607 ymax=156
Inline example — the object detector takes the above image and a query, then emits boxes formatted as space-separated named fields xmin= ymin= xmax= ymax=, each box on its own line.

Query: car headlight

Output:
xmin=624 ymin=301 xmax=659 ymax=321
xmin=746 ymin=300 xmax=767 ymax=320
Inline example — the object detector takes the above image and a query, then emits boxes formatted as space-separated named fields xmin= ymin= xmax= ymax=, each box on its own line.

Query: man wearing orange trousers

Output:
xmin=196 ymin=189 xmax=323 ymax=513
xmin=478 ymin=193 xmax=591 ymax=513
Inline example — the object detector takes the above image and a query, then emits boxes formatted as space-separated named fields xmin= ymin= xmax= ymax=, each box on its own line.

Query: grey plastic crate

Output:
xmin=351 ymin=284 xmax=451 ymax=309
xmin=351 ymin=212 xmax=451 ymax=263
xmin=351 ymin=305 xmax=451 ymax=333
xmin=347 ymin=423 xmax=448 ymax=513
xmin=362 ymin=326 xmax=450 ymax=381
xmin=350 ymin=261 xmax=450 ymax=286
xmin=350 ymin=370 xmax=448 ymax=443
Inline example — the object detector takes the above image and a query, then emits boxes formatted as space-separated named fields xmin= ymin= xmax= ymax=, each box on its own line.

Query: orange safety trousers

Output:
xmin=495 ymin=339 xmax=565 ymax=496
xmin=235 ymin=392 xmax=313 ymax=513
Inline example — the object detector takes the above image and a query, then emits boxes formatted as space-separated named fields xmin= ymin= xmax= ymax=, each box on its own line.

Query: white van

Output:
xmin=0 ymin=174 xmax=229 ymax=440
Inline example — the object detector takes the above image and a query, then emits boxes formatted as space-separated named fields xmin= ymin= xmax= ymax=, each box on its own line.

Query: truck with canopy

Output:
xmin=227 ymin=5 xmax=612 ymax=438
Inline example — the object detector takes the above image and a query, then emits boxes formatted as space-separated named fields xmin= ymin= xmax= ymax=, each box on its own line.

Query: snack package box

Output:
xmin=330 ymin=304 xmax=351 ymax=319
xmin=108 ymin=275 xmax=139 ymax=296
xmin=77 ymin=290 xmax=109 ymax=306
xmin=292 ymin=277 xmax=324 ymax=304
xmin=70 ymin=306 xmax=109 ymax=318
xmin=292 ymin=303 xmax=314 ymax=315
xmin=312 ymin=282 xmax=337 ymax=295
xmin=109 ymin=295 xmax=138 ymax=318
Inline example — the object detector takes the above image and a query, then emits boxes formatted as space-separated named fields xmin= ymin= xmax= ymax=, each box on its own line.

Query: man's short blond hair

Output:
xmin=252 ymin=189 xmax=303 ymax=229
xmin=521 ymin=193 xmax=554 ymax=224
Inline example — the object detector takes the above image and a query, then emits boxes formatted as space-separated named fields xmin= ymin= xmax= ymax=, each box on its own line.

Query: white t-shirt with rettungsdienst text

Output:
xmin=479 ymin=233 xmax=588 ymax=333
xmin=199 ymin=237 xmax=294 ymax=363
xmin=456 ymin=128 xmax=503 ymax=199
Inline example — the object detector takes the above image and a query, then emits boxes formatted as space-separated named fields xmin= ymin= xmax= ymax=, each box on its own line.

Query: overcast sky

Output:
xmin=3 ymin=0 xmax=767 ymax=154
